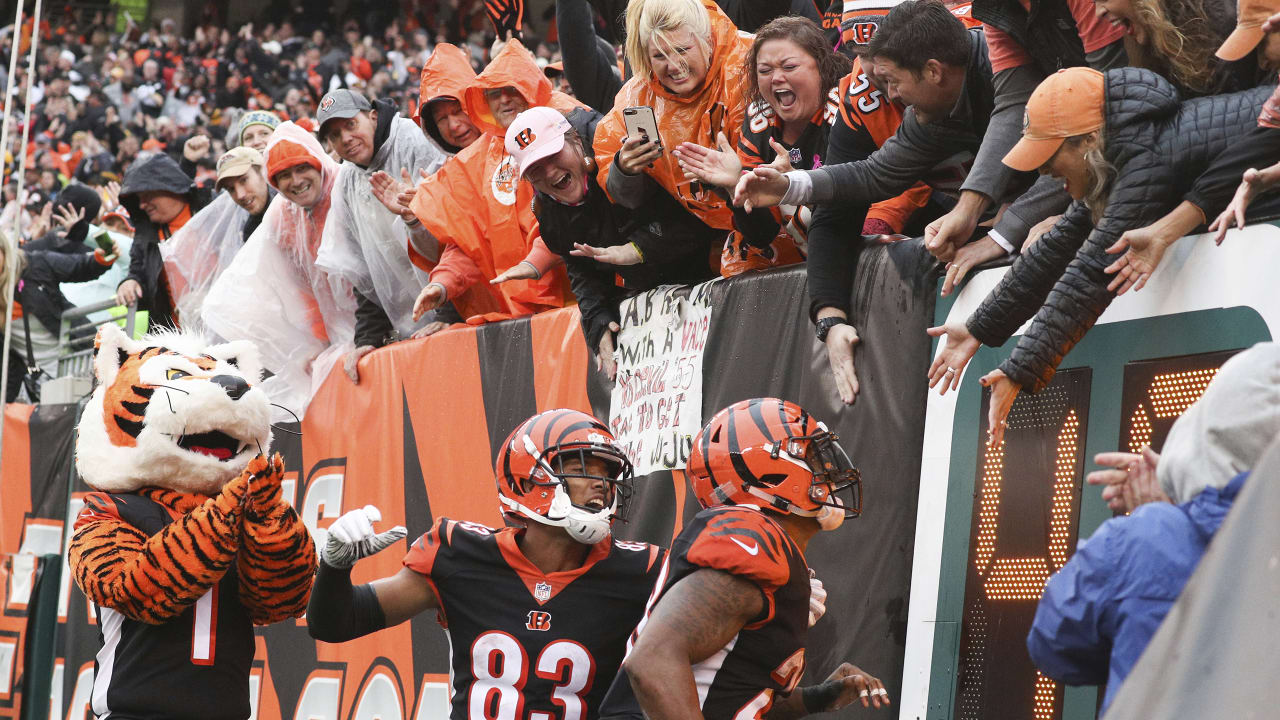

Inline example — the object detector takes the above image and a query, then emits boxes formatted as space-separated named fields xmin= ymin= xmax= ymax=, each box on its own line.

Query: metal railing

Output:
xmin=56 ymin=300 xmax=135 ymax=379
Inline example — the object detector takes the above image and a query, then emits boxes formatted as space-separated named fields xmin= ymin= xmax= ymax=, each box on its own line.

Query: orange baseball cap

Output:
xmin=1217 ymin=0 xmax=1280 ymax=61
xmin=1003 ymin=68 xmax=1105 ymax=172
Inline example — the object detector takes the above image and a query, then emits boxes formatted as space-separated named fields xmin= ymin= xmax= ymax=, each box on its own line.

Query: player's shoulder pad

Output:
xmin=404 ymin=517 xmax=497 ymax=575
xmin=684 ymin=506 xmax=794 ymax=590
xmin=611 ymin=537 xmax=667 ymax=573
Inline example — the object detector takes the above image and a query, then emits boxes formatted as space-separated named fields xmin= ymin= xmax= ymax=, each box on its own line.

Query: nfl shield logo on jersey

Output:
xmin=535 ymin=582 xmax=552 ymax=602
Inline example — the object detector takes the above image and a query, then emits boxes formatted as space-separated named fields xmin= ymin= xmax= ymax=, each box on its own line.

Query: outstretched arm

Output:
xmin=623 ymin=568 xmax=763 ymax=720
xmin=307 ymin=506 xmax=436 ymax=642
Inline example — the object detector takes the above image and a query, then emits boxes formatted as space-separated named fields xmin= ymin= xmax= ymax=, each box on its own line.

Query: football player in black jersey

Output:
xmin=600 ymin=397 xmax=890 ymax=719
xmin=307 ymin=408 xmax=665 ymax=720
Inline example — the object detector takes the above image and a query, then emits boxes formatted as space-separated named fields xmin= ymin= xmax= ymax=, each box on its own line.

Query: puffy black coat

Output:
xmin=967 ymin=68 xmax=1275 ymax=392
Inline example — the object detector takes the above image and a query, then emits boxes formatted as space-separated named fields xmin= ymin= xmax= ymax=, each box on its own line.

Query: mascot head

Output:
xmin=76 ymin=323 xmax=273 ymax=495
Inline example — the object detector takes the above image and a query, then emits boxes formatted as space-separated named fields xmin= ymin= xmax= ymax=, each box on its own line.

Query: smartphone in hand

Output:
xmin=94 ymin=229 xmax=115 ymax=254
xmin=622 ymin=106 xmax=662 ymax=150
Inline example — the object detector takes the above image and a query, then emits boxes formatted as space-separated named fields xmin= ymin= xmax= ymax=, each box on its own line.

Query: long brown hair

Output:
xmin=1133 ymin=0 xmax=1223 ymax=94
xmin=746 ymin=16 xmax=851 ymax=105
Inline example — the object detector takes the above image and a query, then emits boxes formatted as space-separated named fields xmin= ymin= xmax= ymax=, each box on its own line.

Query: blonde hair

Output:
xmin=1064 ymin=129 xmax=1114 ymax=225
xmin=624 ymin=0 xmax=712 ymax=84
xmin=0 ymin=236 xmax=27 ymax=332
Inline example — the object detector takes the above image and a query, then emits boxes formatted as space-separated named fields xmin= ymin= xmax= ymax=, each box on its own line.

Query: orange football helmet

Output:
xmin=688 ymin=398 xmax=861 ymax=529
xmin=495 ymin=409 xmax=634 ymax=544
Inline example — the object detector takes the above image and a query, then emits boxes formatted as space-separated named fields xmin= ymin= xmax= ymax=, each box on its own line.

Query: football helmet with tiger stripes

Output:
xmin=688 ymin=398 xmax=862 ymax=530
xmin=495 ymin=409 xmax=634 ymax=544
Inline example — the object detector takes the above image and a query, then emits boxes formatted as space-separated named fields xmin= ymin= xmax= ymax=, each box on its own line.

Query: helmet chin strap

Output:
xmin=501 ymin=485 xmax=616 ymax=545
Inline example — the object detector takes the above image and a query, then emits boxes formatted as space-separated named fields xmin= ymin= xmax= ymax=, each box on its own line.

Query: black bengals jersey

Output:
xmin=599 ymin=506 xmax=811 ymax=720
xmin=402 ymin=517 xmax=665 ymax=720
xmin=88 ymin=493 xmax=255 ymax=720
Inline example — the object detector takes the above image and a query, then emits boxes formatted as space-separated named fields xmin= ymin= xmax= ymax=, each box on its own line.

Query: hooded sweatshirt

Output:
xmin=594 ymin=0 xmax=753 ymax=232
xmin=119 ymin=152 xmax=213 ymax=330
xmin=415 ymin=43 xmax=477 ymax=154
xmin=407 ymin=40 xmax=580 ymax=322
xmin=317 ymin=98 xmax=448 ymax=341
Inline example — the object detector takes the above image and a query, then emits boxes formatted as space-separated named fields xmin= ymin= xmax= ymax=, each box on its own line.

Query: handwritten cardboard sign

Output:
xmin=609 ymin=282 xmax=715 ymax=474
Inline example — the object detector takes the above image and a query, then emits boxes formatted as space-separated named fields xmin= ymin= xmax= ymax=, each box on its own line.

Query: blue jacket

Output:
xmin=1027 ymin=472 xmax=1247 ymax=711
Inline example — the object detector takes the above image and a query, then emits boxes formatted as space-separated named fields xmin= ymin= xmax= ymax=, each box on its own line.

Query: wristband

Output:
xmin=629 ymin=242 xmax=645 ymax=262
xmin=404 ymin=214 xmax=421 ymax=227
xmin=801 ymin=679 xmax=843 ymax=713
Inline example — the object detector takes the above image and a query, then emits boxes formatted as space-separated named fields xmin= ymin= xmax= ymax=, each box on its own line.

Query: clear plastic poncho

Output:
xmin=317 ymin=114 xmax=448 ymax=336
xmin=201 ymin=122 xmax=356 ymax=419
xmin=159 ymin=192 xmax=248 ymax=336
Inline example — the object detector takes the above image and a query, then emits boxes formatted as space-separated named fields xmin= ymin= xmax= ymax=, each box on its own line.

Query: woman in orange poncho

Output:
xmin=593 ymin=0 xmax=752 ymax=235
xmin=407 ymin=40 xmax=580 ymax=324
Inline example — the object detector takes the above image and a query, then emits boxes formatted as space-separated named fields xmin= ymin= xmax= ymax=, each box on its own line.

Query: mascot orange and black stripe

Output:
xmin=68 ymin=324 xmax=316 ymax=720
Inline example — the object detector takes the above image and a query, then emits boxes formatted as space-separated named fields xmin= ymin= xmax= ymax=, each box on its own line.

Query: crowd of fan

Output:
xmin=0 ymin=0 xmax=1278 ymax=705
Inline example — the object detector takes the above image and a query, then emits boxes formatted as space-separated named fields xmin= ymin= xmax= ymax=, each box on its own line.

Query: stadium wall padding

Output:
xmin=0 ymin=242 xmax=936 ymax=720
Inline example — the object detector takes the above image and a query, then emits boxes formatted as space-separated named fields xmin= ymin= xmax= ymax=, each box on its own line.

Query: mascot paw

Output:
xmin=245 ymin=453 xmax=287 ymax=514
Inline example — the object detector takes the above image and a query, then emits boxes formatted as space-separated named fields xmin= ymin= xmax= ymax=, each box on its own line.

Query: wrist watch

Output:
xmin=815 ymin=317 xmax=850 ymax=343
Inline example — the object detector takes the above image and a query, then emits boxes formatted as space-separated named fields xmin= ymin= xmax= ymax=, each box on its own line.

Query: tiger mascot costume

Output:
xmin=68 ymin=323 xmax=316 ymax=720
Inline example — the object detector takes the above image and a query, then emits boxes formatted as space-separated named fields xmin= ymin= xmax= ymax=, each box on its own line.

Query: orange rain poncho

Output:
xmin=408 ymin=40 xmax=579 ymax=322
xmin=414 ymin=43 xmax=476 ymax=124
xmin=593 ymin=0 xmax=753 ymax=231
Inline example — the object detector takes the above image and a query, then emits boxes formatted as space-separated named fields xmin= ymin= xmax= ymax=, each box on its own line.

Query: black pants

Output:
xmin=4 ymin=348 xmax=28 ymax=403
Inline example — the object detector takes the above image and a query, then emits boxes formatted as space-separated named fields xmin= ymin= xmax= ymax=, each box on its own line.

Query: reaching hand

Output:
xmin=1105 ymin=225 xmax=1174 ymax=295
xmin=570 ymin=242 xmax=642 ymax=266
xmin=28 ymin=202 xmax=53 ymax=239
xmin=925 ymin=322 xmax=980 ymax=395
xmin=322 ymin=505 xmax=407 ymax=569
xmin=491 ymin=261 xmax=541 ymax=284
xmin=116 ymin=278 xmax=143 ymax=307
xmin=102 ymin=180 xmax=122 ymax=214
xmin=924 ymin=204 xmax=981 ymax=263
xmin=53 ymin=203 xmax=86 ymax=237
xmin=244 ymin=453 xmax=287 ymax=516
xmin=941 ymin=235 xmax=1005 ymax=297
xmin=824 ymin=322 xmax=860 ymax=405
xmin=413 ymin=282 xmax=446 ymax=321
xmin=1086 ymin=447 xmax=1169 ymax=513
xmin=980 ymin=368 xmax=1020 ymax=446
xmin=807 ymin=570 xmax=827 ymax=627
xmin=1208 ymin=167 xmax=1270 ymax=245
xmin=1022 ymin=214 xmax=1062 ymax=251
xmin=343 ymin=345 xmax=375 ymax=383
xmin=410 ymin=321 xmax=448 ymax=339
xmin=732 ymin=166 xmax=789 ymax=212
xmin=673 ymin=131 xmax=741 ymax=189
xmin=617 ymin=135 xmax=663 ymax=176
xmin=813 ymin=663 xmax=891 ymax=711
xmin=369 ymin=169 xmax=417 ymax=222
xmin=597 ymin=321 xmax=620 ymax=381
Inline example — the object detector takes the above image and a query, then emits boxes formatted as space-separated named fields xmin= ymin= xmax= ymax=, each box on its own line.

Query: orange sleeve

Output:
xmin=685 ymin=509 xmax=791 ymax=591
xmin=983 ymin=22 xmax=1034 ymax=74
xmin=429 ymin=243 xmax=486 ymax=301
xmin=865 ymin=181 xmax=933 ymax=233
xmin=402 ymin=518 xmax=454 ymax=577
xmin=522 ymin=236 xmax=563 ymax=276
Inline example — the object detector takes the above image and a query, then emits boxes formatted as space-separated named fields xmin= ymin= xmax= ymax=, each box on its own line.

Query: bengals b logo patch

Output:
xmin=526 ymin=610 xmax=552 ymax=631
xmin=514 ymin=128 xmax=536 ymax=149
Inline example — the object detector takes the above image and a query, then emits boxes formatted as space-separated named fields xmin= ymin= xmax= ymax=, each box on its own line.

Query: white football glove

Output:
xmin=808 ymin=570 xmax=828 ymax=627
xmin=322 ymin=505 xmax=408 ymax=569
